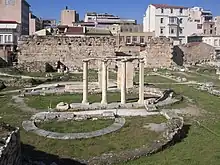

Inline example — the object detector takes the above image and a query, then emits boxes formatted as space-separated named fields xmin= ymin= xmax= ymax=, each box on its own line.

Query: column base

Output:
xmin=138 ymin=99 xmax=145 ymax=105
xmin=81 ymin=101 xmax=90 ymax=105
xmin=101 ymin=101 xmax=108 ymax=105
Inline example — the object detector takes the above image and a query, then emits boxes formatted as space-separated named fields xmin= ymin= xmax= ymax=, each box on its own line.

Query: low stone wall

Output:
xmin=0 ymin=123 xmax=21 ymax=165
xmin=22 ymin=112 xmax=125 ymax=140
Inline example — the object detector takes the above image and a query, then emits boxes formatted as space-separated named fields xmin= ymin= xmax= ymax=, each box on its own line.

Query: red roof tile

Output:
xmin=151 ymin=4 xmax=188 ymax=9
xmin=0 ymin=20 xmax=19 ymax=24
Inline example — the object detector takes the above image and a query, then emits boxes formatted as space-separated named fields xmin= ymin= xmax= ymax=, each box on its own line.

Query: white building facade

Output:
xmin=0 ymin=20 xmax=21 ymax=51
xmin=143 ymin=4 xmax=208 ymax=45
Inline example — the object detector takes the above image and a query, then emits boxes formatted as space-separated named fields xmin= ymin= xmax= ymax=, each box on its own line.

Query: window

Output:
xmin=169 ymin=17 xmax=175 ymax=24
xmin=214 ymin=39 xmax=218 ymax=46
xmin=169 ymin=28 xmax=175 ymax=34
xmin=160 ymin=28 xmax=164 ymax=34
xmin=126 ymin=36 xmax=131 ymax=44
xmin=129 ymin=28 xmax=132 ymax=32
xmin=204 ymin=30 xmax=206 ymax=34
xmin=119 ymin=36 xmax=124 ymax=42
xmin=140 ymin=36 xmax=145 ymax=44
xmin=161 ymin=8 xmax=164 ymax=13
xmin=160 ymin=18 xmax=164 ymax=23
xmin=210 ymin=24 xmax=213 ymax=28
xmin=171 ymin=9 xmax=173 ymax=13
xmin=179 ymin=28 xmax=183 ymax=34
xmin=4 ymin=35 xmax=7 ymax=43
xmin=180 ymin=8 xmax=183 ymax=14
xmin=197 ymin=24 xmax=202 ymax=29
xmin=132 ymin=36 xmax=137 ymax=42
xmin=0 ymin=35 xmax=3 ymax=43
xmin=179 ymin=18 xmax=183 ymax=24
xmin=8 ymin=35 xmax=12 ymax=42
xmin=210 ymin=29 xmax=213 ymax=34
xmin=5 ymin=0 xmax=15 ymax=5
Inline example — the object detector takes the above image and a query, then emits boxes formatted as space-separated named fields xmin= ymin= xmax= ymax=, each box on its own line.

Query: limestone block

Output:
xmin=117 ymin=61 xmax=134 ymax=89
xmin=56 ymin=102 xmax=70 ymax=111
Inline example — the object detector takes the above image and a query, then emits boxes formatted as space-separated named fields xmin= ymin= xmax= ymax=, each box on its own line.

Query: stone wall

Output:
xmin=140 ymin=37 xmax=173 ymax=68
xmin=173 ymin=42 xmax=215 ymax=65
xmin=0 ymin=123 xmax=21 ymax=165
xmin=18 ymin=35 xmax=177 ymax=72
xmin=18 ymin=36 xmax=116 ymax=72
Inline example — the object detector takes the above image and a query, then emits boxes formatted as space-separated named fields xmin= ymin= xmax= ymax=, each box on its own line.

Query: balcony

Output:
xmin=168 ymin=17 xmax=178 ymax=25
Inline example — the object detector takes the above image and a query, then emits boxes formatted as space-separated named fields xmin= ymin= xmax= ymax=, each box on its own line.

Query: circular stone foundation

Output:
xmin=22 ymin=112 xmax=126 ymax=140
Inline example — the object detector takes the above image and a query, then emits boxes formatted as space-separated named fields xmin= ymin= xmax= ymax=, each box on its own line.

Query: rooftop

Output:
xmin=0 ymin=20 xmax=19 ymax=24
xmin=151 ymin=4 xmax=188 ymax=9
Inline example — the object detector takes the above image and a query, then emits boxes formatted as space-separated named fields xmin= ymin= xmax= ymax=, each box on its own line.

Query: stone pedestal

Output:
xmin=117 ymin=61 xmax=134 ymax=89
xmin=82 ymin=60 xmax=89 ymax=104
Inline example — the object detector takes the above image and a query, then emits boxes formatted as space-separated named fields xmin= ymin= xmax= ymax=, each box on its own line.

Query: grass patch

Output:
xmin=37 ymin=119 xmax=114 ymax=133
xmin=24 ymin=92 xmax=139 ymax=110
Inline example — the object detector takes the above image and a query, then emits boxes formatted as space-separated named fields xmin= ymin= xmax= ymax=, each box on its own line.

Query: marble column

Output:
xmin=138 ymin=60 xmax=145 ymax=104
xmin=82 ymin=60 xmax=89 ymax=104
xmin=121 ymin=60 xmax=127 ymax=104
xmin=101 ymin=60 xmax=108 ymax=104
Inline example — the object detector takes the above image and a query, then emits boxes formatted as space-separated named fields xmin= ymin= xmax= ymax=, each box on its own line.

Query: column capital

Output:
xmin=101 ymin=59 xmax=108 ymax=63
xmin=83 ymin=59 xmax=90 ymax=62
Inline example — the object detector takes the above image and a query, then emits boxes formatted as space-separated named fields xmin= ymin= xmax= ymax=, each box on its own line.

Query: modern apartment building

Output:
xmin=143 ymin=4 xmax=216 ymax=45
xmin=0 ymin=0 xmax=30 ymax=35
xmin=0 ymin=20 xmax=21 ymax=51
xmin=84 ymin=12 xmax=136 ymax=25
xmin=143 ymin=4 xmax=190 ymax=45
xmin=41 ymin=19 xmax=57 ymax=28
xmin=60 ymin=7 xmax=79 ymax=26
xmin=29 ymin=12 xmax=42 ymax=35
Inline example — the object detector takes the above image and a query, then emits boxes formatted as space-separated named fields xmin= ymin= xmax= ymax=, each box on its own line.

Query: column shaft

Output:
xmin=82 ymin=61 xmax=89 ymax=104
xmin=101 ymin=60 xmax=108 ymax=104
xmin=121 ymin=60 xmax=127 ymax=104
xmin=138 ymin=60 xmax=145 ymax=104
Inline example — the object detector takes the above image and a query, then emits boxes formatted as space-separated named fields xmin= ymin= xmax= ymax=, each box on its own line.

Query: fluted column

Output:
xmin=138 ymin=60 xmax=145 ymax=104
xmin=121 ymin=60 xmax=127 ymax=104
xmin=101 ymin=60 xmax=108 ymax=104
xmin=82 ymin=60 xmax=89 ymax=104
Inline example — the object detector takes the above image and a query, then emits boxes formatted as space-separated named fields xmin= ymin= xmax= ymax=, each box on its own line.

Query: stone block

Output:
xmin=117 ymin=61 xmax=134 ymax=89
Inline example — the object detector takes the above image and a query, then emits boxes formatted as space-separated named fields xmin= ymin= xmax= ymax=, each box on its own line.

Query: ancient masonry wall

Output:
xmin=18 ymin=36 xmax=116 ymax=72
xmin=18 ymin=36 xmax=175 ymax=72
xmin=0 ymin=123 xmax=21 ymax=165
xmin=140 ymin=37 xmax=173 ymax=68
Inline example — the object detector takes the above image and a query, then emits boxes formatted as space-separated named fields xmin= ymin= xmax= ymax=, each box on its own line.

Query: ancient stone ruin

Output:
xmin=0 ymin=123 xmax=21 ymax=165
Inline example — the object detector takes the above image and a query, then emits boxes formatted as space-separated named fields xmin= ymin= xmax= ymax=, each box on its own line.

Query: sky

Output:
xmin=27 ymin=0 xmax=220 ymax=23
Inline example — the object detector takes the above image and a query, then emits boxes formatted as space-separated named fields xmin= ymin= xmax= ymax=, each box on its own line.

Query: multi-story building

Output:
xmin=60 ymin=7 xmax=79 ymax=26
xmin=214 ymin=16 xmax=220 ymax=35
xmin=0 ymin=20 xmax=21 ymax=51
xmin=41 ymin=19 xmax=57 ymax=29
xmin=0 ymin=0 xmax=30 ymax=35
xmin=29 ymin=12 xmax=42 ymax=35
xmin=84 ymin=12 xmax=136 ymax=25
xmin=143 ymin=4 xmax=190 ymax=45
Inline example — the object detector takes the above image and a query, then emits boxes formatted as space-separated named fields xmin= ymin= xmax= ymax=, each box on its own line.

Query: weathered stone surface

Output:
xmin=117 ymin=61 xmax=135 ymax=89
xmin=18 ymin=36 xmax=116 ymax=72
xmin=174 ymin=42 xmax=215 ymax=66
xmin=140 ymin=37 xmax=173 ymax=68
xmin=56 ymin=102 xmax=70 ymax=111
xmin=0 ymin=123 xmax=21 ymax=165
xmin=22 ymin=117 xmax=126 ymax=140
